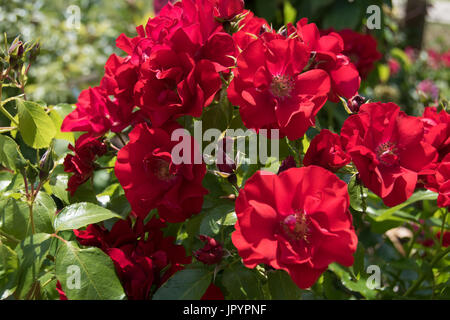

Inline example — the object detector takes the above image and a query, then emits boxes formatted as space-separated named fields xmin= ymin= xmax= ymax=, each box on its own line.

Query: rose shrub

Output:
xmin=0 ymin=0 xmax=448 ymax=301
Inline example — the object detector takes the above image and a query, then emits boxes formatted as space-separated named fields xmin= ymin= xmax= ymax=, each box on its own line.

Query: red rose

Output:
xmin=436 ymin=154 xmax=450 ymax=208
xmin=63 ymin=133 xmax=107 ymax=195
xmin=61 ymin=86 xmax=134 ymax=135
xmin=341 ymin=102 xmax=438 ymax=207
xmin=296 ymin=19 xmax=361 ymax=102
xmin=193 ymin=235 xmax=224 ymax=265
xmin=337 ymin=29 xmax=382 ymax=79
xmin=212 ymin=0 xmax=245 ymax=20
xmin=74 ymin=217 xmax=191 ymax=300
xmin=233 ymin=10 xmax=269 ymax=51
xmin=232 ymin=166 xmax=357 ymax=289
xmin=420 ymin=107 xmax=450 ymax=161
xmin=115 ymin=122 xmax=208 ymax=222
xmin=303 ymin=129 xmax=350 ymax=172
xmin=228 ymin=37 xmax=330 ymax=140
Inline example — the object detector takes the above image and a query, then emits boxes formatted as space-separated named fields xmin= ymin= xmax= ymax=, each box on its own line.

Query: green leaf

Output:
xmin=373 ymin=190 xmax=438 ymax=222
xmin=377 ymin=64 xmax=390 ymax=83
xmin=222 ymin=264 xmax=264 ymax=299
xmin=33 ymin=192 xmax=56 ymax=234
xmin=0 ymin=240 xmax=19 ymax=299
xmin=153 ymin=267 xmax=212 ymax=300
xmin=328 ymin=263 xmax=377 ymax=299
xmin=55 ymin=241 xmax=125 ymax=300
xmin=16 ymin=99 xmax=56 ymax=149
xmin=322 ymin=1 xmax=362 ymax=30
xmin=14 ymin=233 xmax=52 ymax=299
xmin=0 ymin=198 xmax=31 ymax=241
xmin=54 ymin=202 xmax=123 ymax=232
xmin=199 ymin=203 xmax=236 ymax=237
xmin=283 ymin=1 xmax=297 ymax=24
xmin=267 ymin=270 xmax=303 ymax=300
xmin=352 ymin=243 xmax=365 ymax=277
xmin=49 ymin=110 xmax=74 ymax=143
xmin=0 ymin=134 xmax=26 ymax=171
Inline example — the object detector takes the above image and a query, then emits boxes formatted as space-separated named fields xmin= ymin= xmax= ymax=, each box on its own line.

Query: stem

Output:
xmin=0 ymin=103 xmax=18 ymax=126
xmin=0 ymin=229 xmax=20 ymax=244
xmin=403 ymin=246 xmax=450 ymax=297
xmin=439 ymin=208 xmax=448 ymax=247
xmin=116 ymin=132 xmax=127 ymax=146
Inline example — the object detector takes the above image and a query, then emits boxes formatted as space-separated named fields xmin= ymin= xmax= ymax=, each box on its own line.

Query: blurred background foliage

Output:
xmin=0 ymin=0 xmax=449 ymax=122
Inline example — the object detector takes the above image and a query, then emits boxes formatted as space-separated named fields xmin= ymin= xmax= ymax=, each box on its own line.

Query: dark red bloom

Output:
xmin=201 ymin=283 xmax=225 ymax=300
xmin=347 ymin=94 xmax=366 ymax=113
xmin=74 ymin=217 xmax=191 ymax=300
xmin=296 ymin=19 xmax=360 ymax=102
xmin=216 ymin=136 xmax=236 ymax=174
xmin=278 ymin=156 xmax=297 ymax=174
xmin=193 ymin=235 xmax=224 ymax=265
xmin=115 ymin=122 xmax=208 ymax=222
xmin=63 ymin=133 xmax=107 ymax=195
xmin=303 ymin=129 xmax=350 ymax=172
xmin=420 ymin=107 xmax=450 ymax=161
xmin=228 ymin=37 xmax=330 ymax=140
xmin=341 ymin=102 xmax=438 ymax=207
xmin=232 ymin=166 xmax=357 ymax=289
xmin=337 ymin=29 xmax=382 ymax=79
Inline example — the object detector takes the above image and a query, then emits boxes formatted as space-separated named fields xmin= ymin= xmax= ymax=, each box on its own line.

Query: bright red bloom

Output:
xmin=63 ymin=133 xmax=107 ymax=195
xmin=420 ymin=107 xmax=450 ymax=161
xmin=211 ymin=0 xmax=244 ymax=20
xmin=61 ymin=86 xmax=135 ymax=135
xmin=115 ymin=122 xmax=208 ymax=222
xmin=337 ymin=29 xmax=382 ymax=79
xmin=233 ymin=10 xmax=269 ymax=51
xmin=296 ymin=19 xmax=360 ymax=102
xmin=117 ymin=0 xmax=237 ymax=127
xmin=232 ymin=166 xmax=357 ymax=289
xmin=74 ymin=217 xmax=191 ymax=300
xmin=341 ymin=102 xmax=438 ymax=207
xmin=436 ymin=154 xmax=450 ymax=208
xmin=193 ymin=235 xmax=224 ymax=265
xmin=201 ymin=283 xmax=225 ymax=300
xmin=303 ymin=129 xmax=350 ymax=172
xmin=228 ymin=37 xmax=330 ymax=140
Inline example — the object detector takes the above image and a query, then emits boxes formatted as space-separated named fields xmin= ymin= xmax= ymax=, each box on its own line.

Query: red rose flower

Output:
xmin=61 ymin=86 xmax=134 ymax=135
xmin=201 ymin=283 xmax=225 ymax=300
xmin=232 ymin=166 xmax=358 ymax=289
xmin=420 ymin=107 xmax=450 ymax=161
xmin=212 ymin=0 xmax=245 ymax=20
xmin=115 ymin=122 xmax=208 ymax=222
xmin=337 ymin=29 xmax=382 ymax=79
xmin=233 ymin=10 xmax=269 ymax=51
xmin=228 ymin=37 xmax=330 ymax=140
xmin=63 ymin=133 xmax=107 ymax=195
xmin=303 ymin=129 xmax=350 ymax=172
xmin=341 ymin=102 xmax=438 ymax=207
xmin=436 ymin=154 xmax=450 ymax=208
xmin=296 ymin=19 xmax=361 ymax=102
xmin=74 ymin=217 xmax=191 ymax=300
xmin=388 ymin=58 xmax=401 ymax=76
xmin=193 ymin=235 xmax=224 ymax=265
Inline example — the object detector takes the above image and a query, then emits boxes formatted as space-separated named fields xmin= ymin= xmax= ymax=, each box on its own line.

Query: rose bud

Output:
xmin=277 ymin=156 xmax=297 ymax=174
xmin=193 ymin=235 xmax=224 ymax=265
xmin=347 ymin=94 xmax=366 ymax=113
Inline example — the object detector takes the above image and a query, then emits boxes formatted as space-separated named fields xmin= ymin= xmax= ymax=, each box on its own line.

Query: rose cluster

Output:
xmin=59 ymin=0 xmax=448 ymax=299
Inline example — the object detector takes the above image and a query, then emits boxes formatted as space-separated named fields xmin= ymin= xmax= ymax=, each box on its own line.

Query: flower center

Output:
xmin=144 ymin=156 xmax=176 ymax=182
xmin=270 ymin=75 xmax=293 ymax=98
xmin=376 ymin=142 xmax=399 ymax=166
xmin=281 ymin=212 xmax=309 ymax=242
